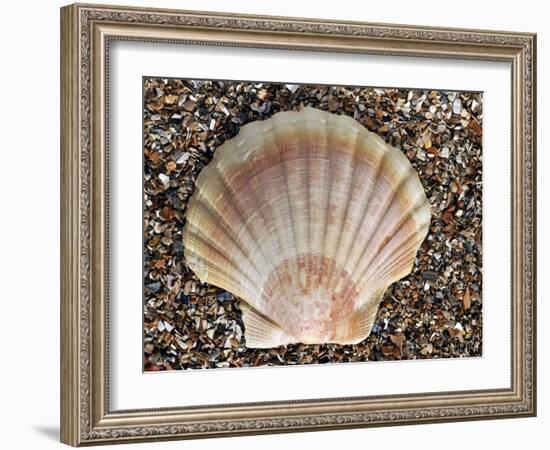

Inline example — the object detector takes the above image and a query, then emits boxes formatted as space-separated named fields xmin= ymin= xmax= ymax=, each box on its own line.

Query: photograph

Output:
xmin=143 ymin=79 xmax=483 ymax=371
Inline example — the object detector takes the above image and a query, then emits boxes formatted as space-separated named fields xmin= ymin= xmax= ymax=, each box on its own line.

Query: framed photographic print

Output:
xmin=60 ymin=3 xmax=537 ymax=446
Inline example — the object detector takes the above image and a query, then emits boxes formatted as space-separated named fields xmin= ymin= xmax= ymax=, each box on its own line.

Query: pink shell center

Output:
xmin=260 ymin=254 xmax=359 ymax=343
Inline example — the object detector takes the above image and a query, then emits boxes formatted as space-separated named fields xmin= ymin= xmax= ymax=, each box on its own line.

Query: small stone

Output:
xmin=216 ymin=291 xmax=233 ymax=302
xmin=469 ymin=118 xmax=483 ymax=137
xmin=208 ymin=350 xmax=221 ymax=361
xmin=176 ymin=153 xmax=190 ymax=164
xmin=463 ymin=287 xmax=471 ymax=311
xmin=144 ymin=343 xmax=155 ymax=354
xmin=145 ymin=281 xmax=162 ymax=293
xmin=328 ymin=95 xmax=341 ymax=112
xmin=182 ymin=99 xmax=196 ymax=111
xmin=422 ymin=271 xmax=438 ymax=282
xmin=165 ymin=160 xmax=177 ymax=172
xmin=158 ymin=173 xmax=170 ymax=185
xmin=183 ymin=280 xmax=197 ymax=295
xmin=176 ymin=292 xmax=189 ymax=303
xmin=452 ymin=98 xmax=462 ymax=115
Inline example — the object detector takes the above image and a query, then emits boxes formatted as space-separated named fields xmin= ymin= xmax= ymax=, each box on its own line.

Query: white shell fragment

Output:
xmin=183 ymin=107 xmax=431 ymax=348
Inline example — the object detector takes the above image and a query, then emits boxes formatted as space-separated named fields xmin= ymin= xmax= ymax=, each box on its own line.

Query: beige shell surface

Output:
xmin=183 ymin=107 xmax=431 ymax=348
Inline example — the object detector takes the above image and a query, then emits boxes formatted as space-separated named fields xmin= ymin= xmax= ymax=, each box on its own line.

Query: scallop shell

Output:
xmin=183 ymin=107 xmax=431 ymax=348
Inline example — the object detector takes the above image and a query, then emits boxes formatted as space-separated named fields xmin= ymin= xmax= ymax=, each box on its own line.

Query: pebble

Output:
xmin=176 ymin=153 xmax=190 ymax=164
xmin=183 ymin=279 xmax=196 ymax=295
xmin=145 ymin=281 xmax=162 ymax=293
xmin=158 ymin=173 xmax=170 ymax=186
xmin=452 ymin=98 xmax=462 ymax=115
xmin=216 ymin=292 xmax=233 ymax=302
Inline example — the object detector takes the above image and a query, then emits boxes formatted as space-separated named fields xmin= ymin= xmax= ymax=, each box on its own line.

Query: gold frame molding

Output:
xmin=60 ymin=3 xmax=537 ymax=446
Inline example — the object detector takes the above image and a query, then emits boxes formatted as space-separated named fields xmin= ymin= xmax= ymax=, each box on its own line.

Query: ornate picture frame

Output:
xmin=60 ymin=3 xmax=536 ymax=446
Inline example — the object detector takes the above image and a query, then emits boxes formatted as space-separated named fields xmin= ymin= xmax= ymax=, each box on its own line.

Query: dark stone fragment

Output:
xmin=371 ymin=323 xmax=382 ymax=335
xmin=173 ymin=239 xmax=184 ymax=255
xmin=216 ymin=291 xmax=233 ymax=302
xmin=176 ymin=291 xmax=189 ymax=303
xmin=422 ymin=271 xmax=439 ymax=282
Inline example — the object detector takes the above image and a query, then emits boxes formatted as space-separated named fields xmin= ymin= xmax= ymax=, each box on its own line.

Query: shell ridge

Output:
xmin=298 ymin=113 xmax=328 ymax=295
xmin=318 ymin=117 xmax=337 ymax=293
xmin=210 ymin=123 xmax=264 ymax=174
xmin=240 ymin=301 xmax=296 ymax=348
xmin=213 ymin=163 xmax=277 ymax=281
xmin=183 ymin=231 xmax=263 ymax=299
xmin=258 ymin=116 xmax=309 ymax=316
xmin=324 ymin=125 xmax=362 ymax=296
xmin=352 ymin=165 xmax=425 ymax=297
xmin=334 ymin=138 xmax=386 ymax=303
xmin=359 ymin=235 xmax=424 ymax=294
xmin=302 ymin=114 xmax=330 ymax=301
xmin=365 ymin=199 xmax=429 ymax=288
xmin=212 ymin=120 xmax=311 ymax=313
xmin=320 ymin=121 xmax=350 ymax=289
xmin=272 ymin=114 xmax=301 ymax=256
xmin=358 ymin=222 xmax=429 ymax=294
xmin=184 ymin=191 xmax=266 ymax=287
xmin=184 ymin=175 xmax=275 ymax=295
xmin=241 ymin=116 xmax=304 ymax=326
xmin=245 ymin=171 xmax=297 ymax=313
xmin=267 ymin=114 xmax=303 ymax=325
xmin=348 ymin=163 xmax=416 ymax=293
xmin=338 ymin=298 xmax=380 ymax=343
xmin=259 ymin=116 xmax=308 ymax=315
xmin=282 ymin=116 xmax=310 ymax=260
xmin=225 ymin=118 xmax=303 ymax=316
xmin=240 ymin=300 xmax=288 ymax=334
xmin=341 ymin=144 xmax=391 ymax=284
xmin=185 ymin=253 xmax=251 ymax=299
xmin=302 ymin=117 xmax=313 ymax=296
xmin=357 ymin=206 xmax=431 ymax=293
